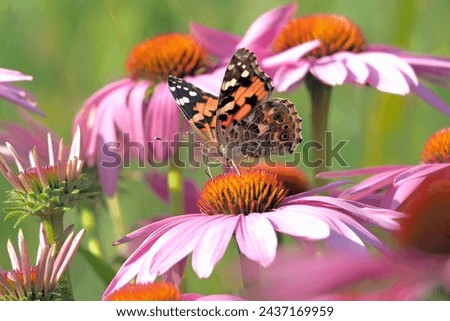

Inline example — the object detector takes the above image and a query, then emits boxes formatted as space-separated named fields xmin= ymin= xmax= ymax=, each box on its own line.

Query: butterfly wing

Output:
xmin=216 ymin=48 xmax=274 ymax=145
xmin=168 ymin=75 xmax=219 ymax=141
xmin=223 ymin=98 xmax=303 ymax=159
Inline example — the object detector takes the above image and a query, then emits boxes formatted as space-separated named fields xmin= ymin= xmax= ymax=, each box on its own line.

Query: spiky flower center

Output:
xmin=421 ymin=128 xmax=450 ymax=164
xmin=126 ymin=33 xmax=209 ymax=81
xmin=105 ymin=282 xmax=181 ymax=301
xmin=22 ymin=165 xmax=65 ymax=192
xmin=273 ymin=14 xmax=366 ymax=58
xmin=198 ymin=169 xmax=287 ymax=215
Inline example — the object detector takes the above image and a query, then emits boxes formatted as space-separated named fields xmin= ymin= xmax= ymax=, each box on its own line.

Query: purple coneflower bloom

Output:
xmin=191 ymin=3 xmax=450 ymax=114
xmin=103 ymin=169 xmax=403 ymax=297
xmin=245 ymin=249 xmax=449 ymax=300
xmin=319 ymin=128 xmax=450 ymax=254
xmin=318 ymin=128 xmax=450 ymax=212
xmin=249 ymin=128 xmax=450 ymax=300
xmin=103 ymin=280 xmax=241 ymax=301
xmin=0 ymin=225 xmax=84 ymax=300
xmin=0 ymin=67 xmax=42 ymax=115
xmin=73 ymin=33 xmax=222 ymax=196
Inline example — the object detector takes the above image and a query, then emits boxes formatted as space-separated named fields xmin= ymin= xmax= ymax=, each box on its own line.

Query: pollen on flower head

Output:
xmin=198 ymin=169 xmax=287 ymax=215
xmin=104 ymin=282 xmax=181 ymax=301
xmin=126 ymin=33 xmax=209 ymax=81
xmin=273 ymin=14 xmax=366 ymax=58
xmin=420 ymin=128 xmax=450 ymax=164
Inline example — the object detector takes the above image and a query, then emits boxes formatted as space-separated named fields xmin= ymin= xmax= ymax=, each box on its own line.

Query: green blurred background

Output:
xmin=0 ymin=0 xmax=448 ymax=300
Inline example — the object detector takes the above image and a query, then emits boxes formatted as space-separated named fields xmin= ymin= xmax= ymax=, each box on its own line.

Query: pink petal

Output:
xmin=0 ymin=68 xmax=32 ymax=82
xmin=127 ymin=81 xmax=150 ymax=145
xmin=359 ymin=52 xmax=418 ymax=94
xmin=235 ymin=214 xmax=277 ymax=267
xmin=339 ymin=167 xmax=408 ymax=201
xmin=394 ymin=163 xmax=449 ymax=185
xmin=148 ymin=216 xmax=219 ymax=277
xmin=190 ymin=23 xmax=240 ymax=59
xmin=309 ymin=58 xmax=348 ymax=86
xmin=264 ymin=206 xmax=330 ymax=240
xmin=239 ymin=3 xmax=297 ymax=53
xmin=283 ymin=181 xmax=352 ymax=201
xmin=144 ymin=82 xmax=180 ymax=161
xmin=192 ymin=215 xmax=239 ymax=278
xmin=317 ymin=165 xmax=409 ymax=178
xmin=114 ymin=214 xmax=202 ymax=245
xmin=410 ymin=83 xmax=450 ymax=115
xmin=262 ymin=40 xmax=320 ymax=67
xmin=335 ymin=52 xmax=369 ymax=84
xmin=271 ymin=62 xmax=310 ymax=92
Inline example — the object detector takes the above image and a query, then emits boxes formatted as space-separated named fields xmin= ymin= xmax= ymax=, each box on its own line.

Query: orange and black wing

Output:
xmin=168 ymin=75 xmax=219 ymax=141
xmin=216 ymin=48 xmax=274 ymax=145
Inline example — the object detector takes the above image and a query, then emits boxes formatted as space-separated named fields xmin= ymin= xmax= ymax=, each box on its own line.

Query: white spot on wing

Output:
xmin=221 ymin=78 xmax=237 ymax=90
xmin=169 ymin=86 xmax=176 ymax=92
xmin=241 ymin=70 xmax=249 ymax=78
xmin=182 ymin=97 xmax=190 ymax=104
xmin=189 ymin=91 xmax=197 ymax=97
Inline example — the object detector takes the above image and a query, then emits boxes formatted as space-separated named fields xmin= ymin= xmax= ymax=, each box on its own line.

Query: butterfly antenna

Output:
xmin=230 ymin=159 xmax=241 ymax=175
xmin=205 ymin=162 xmax=213 ymax=179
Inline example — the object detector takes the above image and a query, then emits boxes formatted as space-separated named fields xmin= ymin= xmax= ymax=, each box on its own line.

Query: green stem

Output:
xmin=306 ymin=77 xmax=332 ymax=186
xmin=80 ymin=206 xmax=104 ymax=259
xmin=107 ymin=195 xmax=126 ymax=239
xmin=41 ymin=211 xmax=74 ymax=300
xmin=239 ymin=252 xmax=259 ymax=291
xmin=168 ymin=119 xmax=185 ymax=216
xmin=168 ymin=161 xmax=184 ymax=215
xmin=41 ymin=211 xmax=65 ymax=250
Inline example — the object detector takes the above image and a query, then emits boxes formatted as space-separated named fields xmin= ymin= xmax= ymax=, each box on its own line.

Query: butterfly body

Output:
xmin=168 ymin=48 xmax=302 ymax=170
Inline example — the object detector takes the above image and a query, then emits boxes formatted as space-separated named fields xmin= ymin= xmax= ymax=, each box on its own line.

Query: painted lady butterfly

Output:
xmin=168 ymin=48 xmax=302 ymax=172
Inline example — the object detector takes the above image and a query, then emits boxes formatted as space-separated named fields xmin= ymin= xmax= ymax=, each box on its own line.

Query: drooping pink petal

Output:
xmin=394 ymin=163 xmax=449 ymax=185
xmin=148 ymin=216 xmax=220 ymax=277
xmin=264 ymin=205 xmax=330 ymax=240
xmin=262 ymin=40 xmax=320 ymax=68
xmin=317 ymin=165 xmax=409 ymax=178
xmin=235 ymin=214 xmax=277 ymax=267
xmin=0 ymin=83 xmax=42 ymax=115
xmin=238 ymin=3 xmax=297 ymax=55
xmin=309 ymin=57 xmax=348 ymax=86
xmin=104 ymin=217 xmax=192 ymax=298
xmin=126 ymin=81 xmax=149 ymax=145
xmin=114 ymin=214 xmax=202 ymax=245
xmin=410 ymin=83 xmax=450 ymax=116
xmin=358 ymin=52 xmax=418 ymax=95
xmin=95 ymin=105 xmax=121 ymax=197
xmin=75 ymin=78 xmax=134 ymax=165
xmin=283 ymin=181 xmax=352 ymax=201
xmin=0 ymin=68 xmax=33 ymax=82
xmin=192 ymin=215 xmax=239 ymax=278
xmin=271 ymin=62 xmax=310 ymax=92
xmin=338 ymin=167 xmax=409 ymax=201
xmin=144 ymin=82 xmax=180 ymax=161
xmin=189 ymin=23 xmax=240 ymax=59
